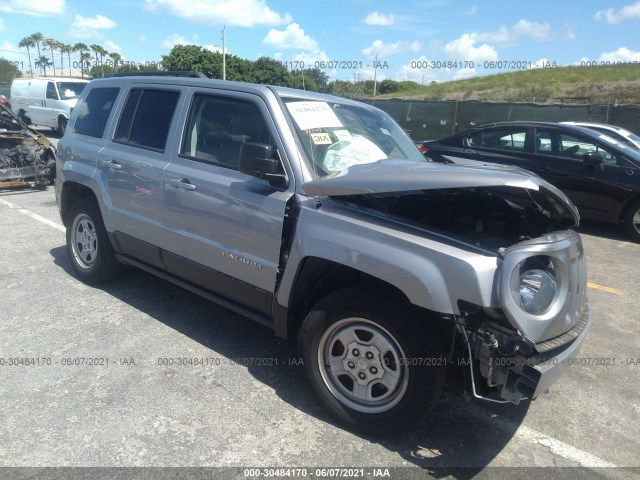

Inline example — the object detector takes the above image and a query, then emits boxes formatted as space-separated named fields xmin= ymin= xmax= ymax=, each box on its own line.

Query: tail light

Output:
xmin=419 ymin=145 xmax=429 ymax=154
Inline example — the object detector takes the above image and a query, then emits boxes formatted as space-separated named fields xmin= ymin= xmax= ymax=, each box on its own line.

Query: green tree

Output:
xmin=73 ymin=43 xmax=89 ymax=77
xmin=30 ymin=32 xmax=44 ymax=73
xmin=161 ymin=44 xmax=215 ymax=74
xmin=378 ymin=79 xmax=399 ymax=95
xmin=90 ymin=44 xmax=108 ymax=77
xmin=251 ymin=56 xmax=292 ymax=86
xmin=62 ymin=44 xmax=74 ymax=75
xmin=108 ymin=52 xmax=122 ymax=72
xmin=43 ymin=38 xmax=58 ymax=76
xmin=0 ymin=58 xmax=22 ymax=83
xmin=35 ymin=55 xmax=51 ymax=76
xmin=18 ymin=36 xmax=35 ymax=75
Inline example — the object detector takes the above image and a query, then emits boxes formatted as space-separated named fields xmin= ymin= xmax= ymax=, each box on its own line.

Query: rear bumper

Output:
xmin=500 ymin=303 xmax=592 ymax=403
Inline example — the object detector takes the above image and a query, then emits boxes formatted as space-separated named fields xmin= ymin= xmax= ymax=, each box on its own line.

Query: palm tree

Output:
xmin=30 ymin=32 xmax=44 ymax=73
xmin=62 ymin=44 xmax=74 ymax=75
xmin=80 ymin=52 xmax=91 ymax=77
xmin=57 ymin=41 xmax=66 ymax=75
xmin=19 ymin=36 xmax=35 ymax=75
xmin=35 ymin=56 xmax=52 ymax=76
xmin=73 ymin=43 xmax=88 ymax=77
xmin=90 ymin=44 xmax=104 ymax=77
xmin=43 ymin=38 xmax=58 ymax=76
xmin=108 ymin=52 xmax=122 ymax=73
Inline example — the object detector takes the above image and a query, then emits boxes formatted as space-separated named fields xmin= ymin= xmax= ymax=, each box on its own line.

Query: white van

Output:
xmin=10 ymin=77 xmax=89 ymax=135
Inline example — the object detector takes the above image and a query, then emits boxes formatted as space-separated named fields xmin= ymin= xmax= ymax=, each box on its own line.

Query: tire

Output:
xmin=58 ymin=117 xmax=67 ymax=136
xmin=298 ymin=287 xmax=446 ymax=434
xmin=624 ymin=199 xmax=640 ymax=243
xmin=66 ymin=199 xmax=121 ymax=283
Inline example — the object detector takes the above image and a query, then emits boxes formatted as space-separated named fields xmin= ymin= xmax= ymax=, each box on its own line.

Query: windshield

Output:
xmin=283 ymin=98 xmax=425 ymax=178
xmin=57 ymin=82 xmax=87 ymax=100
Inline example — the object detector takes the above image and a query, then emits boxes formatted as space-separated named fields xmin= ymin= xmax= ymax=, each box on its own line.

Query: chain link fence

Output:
xmin=364 ymin=99 xmax=640 ymax=141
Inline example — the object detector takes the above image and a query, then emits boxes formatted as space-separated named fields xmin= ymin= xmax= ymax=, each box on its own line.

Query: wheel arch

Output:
xmin=60 ymin=181 xmax=99 ymax=227
xmin=279 ymin=256 xmax=451 ymax=344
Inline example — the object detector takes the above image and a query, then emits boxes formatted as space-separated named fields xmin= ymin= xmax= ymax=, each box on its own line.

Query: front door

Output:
xmin=161 ymin=91 xmax=291 ymax=314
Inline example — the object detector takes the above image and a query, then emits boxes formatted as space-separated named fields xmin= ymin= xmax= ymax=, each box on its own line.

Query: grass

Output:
xmin=376 ymin=64 xmax=640 ymax=104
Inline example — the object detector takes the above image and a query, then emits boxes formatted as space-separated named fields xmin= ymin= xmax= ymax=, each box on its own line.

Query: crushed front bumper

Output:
xmin=500 ymin=303 xmax=592 ymax=403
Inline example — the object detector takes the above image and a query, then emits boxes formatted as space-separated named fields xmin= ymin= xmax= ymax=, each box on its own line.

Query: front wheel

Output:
xmin=298 ymin=288 xmax=446 ymax=433
xmin=624 ymin=200 xmax=640 ymax=243
xmin=66 ymin=199 xmax=121 ymax=283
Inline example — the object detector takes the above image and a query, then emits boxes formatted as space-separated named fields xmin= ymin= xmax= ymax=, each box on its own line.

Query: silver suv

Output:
xmin=55 ymin=74 xmax=592 ymax=433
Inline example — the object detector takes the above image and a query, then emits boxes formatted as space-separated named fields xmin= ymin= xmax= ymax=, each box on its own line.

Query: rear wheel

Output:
xmin=66 ymin=199 xmax=121 ymax=283
xmin=624 ymin=200 xmax=640 ymax=243
xmin=299 ymin=287 xmax=446 ymax=433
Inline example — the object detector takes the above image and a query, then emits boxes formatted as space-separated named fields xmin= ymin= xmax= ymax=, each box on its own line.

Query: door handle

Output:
xmin=101 ymin=160 xmax=122 ymax=171
xmin=169 ymin=178 xmax=196 ymax=191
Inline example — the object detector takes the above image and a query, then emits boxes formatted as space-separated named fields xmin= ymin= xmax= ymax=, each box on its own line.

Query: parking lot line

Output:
xmin=0 ymin=198 xmax=66 ymax=233
xmin=587 ymin=282 xmax=623 ymax=296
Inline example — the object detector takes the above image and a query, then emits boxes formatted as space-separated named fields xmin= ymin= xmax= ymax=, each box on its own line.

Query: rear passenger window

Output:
xmin=74 ymin=87 xmax=120 ymax=138
xmin=115 ymin=89 xmax=179 ymax=151
xmin=181 ymin=94 xmax=272 ymax=168
xmin=481 ymin=128 xmax=527 ymax=152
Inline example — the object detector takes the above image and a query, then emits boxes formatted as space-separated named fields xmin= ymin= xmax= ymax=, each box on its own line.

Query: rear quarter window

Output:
xmin=74 ymin=87 xmax=120 ymax=138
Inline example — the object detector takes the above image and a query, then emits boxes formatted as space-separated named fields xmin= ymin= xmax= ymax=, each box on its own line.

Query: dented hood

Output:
xmin=303 ymin=160 xmax=550 ymax=196
xmin=302 ymin=159 xmax=580 ymax=225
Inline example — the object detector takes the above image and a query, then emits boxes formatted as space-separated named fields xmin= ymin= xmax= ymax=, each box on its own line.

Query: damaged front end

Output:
xmin=304 ymin=160 xmax=591 ymax=405
xmin=0 ymin=103 xmax=56 ymax=186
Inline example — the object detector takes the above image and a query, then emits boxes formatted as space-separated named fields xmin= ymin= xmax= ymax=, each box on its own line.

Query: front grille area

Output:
xmin=534 ymin=303 xmax=591 ymax=353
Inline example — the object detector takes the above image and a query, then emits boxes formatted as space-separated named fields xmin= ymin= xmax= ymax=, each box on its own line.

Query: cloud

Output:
xmin=161 ymin=33 xmax=191 ymax=49
xmin=564 ymin=28 xmax=576 ymax=40
xmin=444 ymin=34 xmax=498 ymax=62
xmin=204 ymin=44 xmax=223 ymax=54
xmin=103 ymin=40 xmax=121 ymax=53
xmin=595 ymin=1 xmax=640 ymax=23
xmin=0 ymin=0 xmax=64 ymax=16
xmin=465 ymin=6 xmax=478 ymax=15
xmin=68 ymin=14 xmax=117 ymax=40
xmin=480 ymin=19 xmax=551 ymax=46
xmin=362 ymin=11 xmax=395 ymax=26
xmin=598 ymin=47 xmax=640 ymax=62
xmin=263 ymin=23 xmax=319 ymax=51
xmin=362 ymin=39 xmax=421 ymax=58
xmin=0 ymin=41 xmax=27 ymax=68
xmin=144 ymin=0 xmax=292 ymax=27
xmin=0 ymin=17 xmax=5 ymax=30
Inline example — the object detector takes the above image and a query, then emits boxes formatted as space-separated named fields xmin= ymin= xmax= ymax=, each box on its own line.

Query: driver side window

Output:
xmin=181 ymin=95 xmax=272 ymax=169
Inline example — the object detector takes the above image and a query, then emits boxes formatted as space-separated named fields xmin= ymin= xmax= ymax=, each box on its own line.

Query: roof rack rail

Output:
xmin=105 ymin=71 xmax=209 ymax=78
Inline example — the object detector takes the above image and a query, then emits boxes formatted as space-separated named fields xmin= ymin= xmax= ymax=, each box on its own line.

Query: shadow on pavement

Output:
xmin=50 ymin=245 xmax=529 ymax=477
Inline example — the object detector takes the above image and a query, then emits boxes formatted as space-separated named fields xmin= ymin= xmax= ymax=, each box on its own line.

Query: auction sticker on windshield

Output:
xmin=286 ymin=101 xmax=343 ymax=130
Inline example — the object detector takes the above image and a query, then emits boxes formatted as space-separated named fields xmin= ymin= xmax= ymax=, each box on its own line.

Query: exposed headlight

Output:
xmin=518 ymin=266 xmax=556 ymax=315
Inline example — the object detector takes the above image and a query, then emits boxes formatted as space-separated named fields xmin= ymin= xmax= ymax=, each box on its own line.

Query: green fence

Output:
xmin=364 ymin=99 xmax=640 ymax=141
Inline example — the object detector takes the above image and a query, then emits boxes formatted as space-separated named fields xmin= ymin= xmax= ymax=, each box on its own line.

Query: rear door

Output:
xmin=472 ymin=126 xmax=540 ymax=171
xmin=160 ymin=90 xmax=292 ymax=314
xmin=98 ymin=86 xmax=186 ymax=268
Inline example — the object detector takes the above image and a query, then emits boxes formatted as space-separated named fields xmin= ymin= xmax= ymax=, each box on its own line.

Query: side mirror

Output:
xmin=239 ymin=142 xmax=287 ymax=187
xmin=583 ymin=151 xmax=604 ymax=165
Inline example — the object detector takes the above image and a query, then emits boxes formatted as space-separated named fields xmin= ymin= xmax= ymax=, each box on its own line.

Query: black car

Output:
xmin=421 ymin=121 xmax=640 ymax=242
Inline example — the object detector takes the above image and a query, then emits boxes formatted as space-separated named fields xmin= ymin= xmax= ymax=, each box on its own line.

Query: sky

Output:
xmin=1 ymin=0 xmax=640 ymax=84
